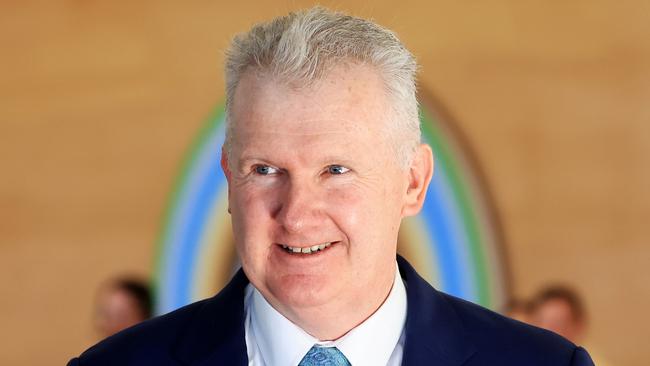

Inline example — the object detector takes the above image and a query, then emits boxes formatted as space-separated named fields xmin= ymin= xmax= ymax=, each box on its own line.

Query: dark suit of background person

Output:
xmin=69 ymin=7 xmax=594 ymax=366
xmin=68 ymin=256 xmax=593 ymax=365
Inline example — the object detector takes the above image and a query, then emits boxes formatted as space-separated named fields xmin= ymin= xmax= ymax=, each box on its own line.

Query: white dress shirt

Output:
xmin=244 ymin=264 xmax=407 ymax=366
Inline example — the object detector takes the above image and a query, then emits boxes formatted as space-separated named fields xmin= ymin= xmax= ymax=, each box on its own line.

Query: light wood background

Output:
xmin=1 ymin=1 xmax=648 ymax=365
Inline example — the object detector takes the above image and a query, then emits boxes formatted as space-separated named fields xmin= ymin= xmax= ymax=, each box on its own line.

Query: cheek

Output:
xmin=326 ymin=184 xmax=399 ymax=242
xmin=232 ymin=185 xmax=276 ymax=225
xmin=325 ymin=185 xmax=363 ymax=223
xmin=230 ymin=187 xmax=276 ymax=262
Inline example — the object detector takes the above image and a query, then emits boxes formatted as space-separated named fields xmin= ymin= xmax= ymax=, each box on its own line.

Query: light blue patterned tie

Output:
xmin=298 ymin=346 xmax=351 ymax=366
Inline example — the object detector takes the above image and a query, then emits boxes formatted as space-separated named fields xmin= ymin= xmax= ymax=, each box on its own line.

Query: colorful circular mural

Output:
xmin=154 ymin=96 xmax=509 ymax=314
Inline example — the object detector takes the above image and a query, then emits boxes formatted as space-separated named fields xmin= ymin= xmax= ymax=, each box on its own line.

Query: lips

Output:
xmin=279 ymin=242 xmax=336 ymax=254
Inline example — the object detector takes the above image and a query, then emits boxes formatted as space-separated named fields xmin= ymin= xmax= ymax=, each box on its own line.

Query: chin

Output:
xmin=267 ymin=273 xmax=339 ymax=309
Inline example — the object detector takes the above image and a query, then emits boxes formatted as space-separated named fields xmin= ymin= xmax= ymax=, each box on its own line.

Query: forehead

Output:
xmin=229 ymin=64 xmax=392 ymax=146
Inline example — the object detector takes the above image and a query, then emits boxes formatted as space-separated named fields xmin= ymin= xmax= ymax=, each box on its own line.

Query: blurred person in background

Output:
xmin=93 ymin=277 xmax=152 ymax=339
xmin=531 ymin=285 xmax=586 ymax=344
xmin=531 ymin=285 xmax=610 ymax=366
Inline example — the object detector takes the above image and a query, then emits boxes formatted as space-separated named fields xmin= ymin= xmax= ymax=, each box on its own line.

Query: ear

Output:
xmin=221 ymin=147 xmax=232 ymax=214
xmin=401 ymin=144 xmax=434 ymax=217
xmin=220 ymin=146 xmax=232 ymax=182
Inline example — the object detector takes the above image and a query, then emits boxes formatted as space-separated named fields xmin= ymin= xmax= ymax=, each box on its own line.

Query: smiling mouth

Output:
xmin=279 ymin=242 xmax=337 ymax=255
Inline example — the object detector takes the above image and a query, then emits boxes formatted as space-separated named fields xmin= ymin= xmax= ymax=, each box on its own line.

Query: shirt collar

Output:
xmin=248 ymin=262 xmax=407 ymax=366
xmin=334 ymin=265 xmax=407 ymax=366
xmin=249 ymin=284 xmax=317 ymax=366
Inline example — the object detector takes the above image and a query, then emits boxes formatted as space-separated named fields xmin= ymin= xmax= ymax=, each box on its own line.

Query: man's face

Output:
xmin=534 ymin=299 xmax=584 ymax=343
xmin=224 ymin=63 xmax=413 ymax=315
xmin=94 ymin=287 xmax=146 ymax=339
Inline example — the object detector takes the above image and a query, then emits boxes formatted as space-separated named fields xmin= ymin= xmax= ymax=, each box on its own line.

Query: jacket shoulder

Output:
xmin=440 ymin=293 xmax=594 ymax=365
xmin=70 ymin=298 xmax=209 ymax=365
xmin=69 ymin=269 xmax=250 ymax=365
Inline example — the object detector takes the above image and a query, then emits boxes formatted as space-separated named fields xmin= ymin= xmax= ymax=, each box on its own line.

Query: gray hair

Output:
xmin=224 ymin=6 xmax=420 ymax=168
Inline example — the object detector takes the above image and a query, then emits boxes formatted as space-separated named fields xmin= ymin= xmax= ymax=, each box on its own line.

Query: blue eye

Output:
xmin=328 ymin=165 xmax=349 ymax=175
xmin=254 ymin=165 xmax=279 ymax=175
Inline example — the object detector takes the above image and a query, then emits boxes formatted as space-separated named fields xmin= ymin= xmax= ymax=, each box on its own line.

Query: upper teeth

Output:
xmin=281 ymin=242 xmax=333 ymax=254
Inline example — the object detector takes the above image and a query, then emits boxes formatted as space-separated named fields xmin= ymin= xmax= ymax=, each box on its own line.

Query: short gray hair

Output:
xmin=224 ymin=6 xmax=420 ymax=167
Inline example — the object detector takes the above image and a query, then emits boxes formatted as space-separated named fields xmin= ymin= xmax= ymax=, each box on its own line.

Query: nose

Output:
xmin=273 ymin=177 xmax=323 ymax=234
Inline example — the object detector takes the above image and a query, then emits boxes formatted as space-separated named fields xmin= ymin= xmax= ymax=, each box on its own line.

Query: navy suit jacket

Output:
xmin=69 ymin=256 xmax=594 ymax=365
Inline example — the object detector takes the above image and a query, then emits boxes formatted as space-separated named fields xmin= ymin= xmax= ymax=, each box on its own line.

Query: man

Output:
xmin=531 ymin=285 xmax=587 ymax=344
xmin=93 ymin=277 xmax=152 ymax=340
xmin=69 ymin=7 xmax=594 ymax=365
xmin=531 ymin=285 xmax=611 ymax=366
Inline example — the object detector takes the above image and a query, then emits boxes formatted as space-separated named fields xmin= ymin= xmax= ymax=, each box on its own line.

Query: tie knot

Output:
xmin=298 ymin=346 xmax=351 ymax=366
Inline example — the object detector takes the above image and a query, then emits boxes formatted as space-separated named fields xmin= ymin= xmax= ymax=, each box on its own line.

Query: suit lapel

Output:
xmin=398 ymin=256 xmax=477 ymax=366
xmin=172 ymin=269 xmax=250 ymax=366
xmin=170 ymin=257 xmax=476 ymax=366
